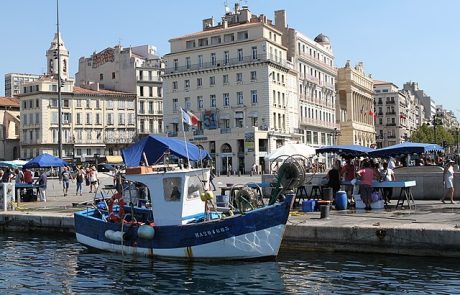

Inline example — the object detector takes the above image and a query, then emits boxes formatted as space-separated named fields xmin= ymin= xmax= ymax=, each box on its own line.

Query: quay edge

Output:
xmin=2 ymin=211 xmax=460 ymax=258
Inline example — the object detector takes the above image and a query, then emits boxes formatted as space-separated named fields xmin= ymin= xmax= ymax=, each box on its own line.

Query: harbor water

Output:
xmin=1 ymin=233 xmax=460 ymax=294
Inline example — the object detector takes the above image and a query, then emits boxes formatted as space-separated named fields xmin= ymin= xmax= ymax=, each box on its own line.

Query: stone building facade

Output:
xmin=0 ymin=97 xmax=20 ymax=160
xmin=336 ymin=61 xmax=375 ymax=146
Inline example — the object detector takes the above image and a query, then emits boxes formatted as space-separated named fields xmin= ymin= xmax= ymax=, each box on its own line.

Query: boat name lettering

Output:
xmin=195 ymin=226 xmax=229 ymax=238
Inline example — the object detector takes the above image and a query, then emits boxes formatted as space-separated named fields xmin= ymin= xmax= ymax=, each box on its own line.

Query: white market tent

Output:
xmin=265 ymin=144 xmax=316 ymax=161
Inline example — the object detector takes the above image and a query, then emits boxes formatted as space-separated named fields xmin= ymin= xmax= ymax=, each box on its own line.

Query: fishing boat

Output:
xmin=74 ymin=135 xmax=302 ymax=260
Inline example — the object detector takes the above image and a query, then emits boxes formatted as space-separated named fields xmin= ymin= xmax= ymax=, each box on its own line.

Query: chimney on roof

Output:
xmin=274 ymin=10 xmax=286 ymax=29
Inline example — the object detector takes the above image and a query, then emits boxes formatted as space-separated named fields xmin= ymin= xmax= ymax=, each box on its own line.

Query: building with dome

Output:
xmin=274 ymin=11 xmax=338 ymax=161
xmin=162 ymin=5 xmax=338 ymax=173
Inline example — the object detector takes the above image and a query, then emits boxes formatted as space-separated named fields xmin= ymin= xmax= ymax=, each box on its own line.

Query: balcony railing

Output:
xmin=386 ymin=100 xmax=396 ymax=104
xmin=386 ymin=111 xmax=396 ymax=115
xmin=300 ymin=118 xmax=338 ymax=129
xmin=165 ymin=54 xmax=293 ymax=74
xmin=220 ymin=128 xmax=232 ymax=134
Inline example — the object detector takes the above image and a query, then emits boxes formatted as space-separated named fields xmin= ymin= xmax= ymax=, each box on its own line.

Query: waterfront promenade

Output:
xmin=1 ymin=173 xmax=460 ymax=257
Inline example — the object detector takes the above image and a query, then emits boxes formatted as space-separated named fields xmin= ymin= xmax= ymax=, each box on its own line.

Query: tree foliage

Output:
xmin=410 ymin=124 xmax=454 ymax=146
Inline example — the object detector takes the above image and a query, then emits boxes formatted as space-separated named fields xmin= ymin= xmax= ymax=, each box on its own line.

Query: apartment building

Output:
xmin=274 ymin=10 xmax=338 ymax=150
xmin=5 ymin=73 xmax=40 ymax=98
xmin=374 ymin=81 xmax=412 ymax=147
xmin=18 ymin=33 xmax=136 ymax=161
xmin=162 ymin=4 xmax=300 ymax=174
xmin=0 ymin=96 xmax=20 ymax=160
xmin=76 ymin=45 xmax=164 ymax=136
xmin=336 ymin=61 xmax=375 ymax=146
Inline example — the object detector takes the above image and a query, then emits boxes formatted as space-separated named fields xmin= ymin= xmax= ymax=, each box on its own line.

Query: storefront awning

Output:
xmin=105 ymin=155 xmax=124 ymax=164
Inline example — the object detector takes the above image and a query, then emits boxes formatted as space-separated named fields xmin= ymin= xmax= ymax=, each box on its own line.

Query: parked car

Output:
xmin=97 ymin=163 xmax=115 ymax=172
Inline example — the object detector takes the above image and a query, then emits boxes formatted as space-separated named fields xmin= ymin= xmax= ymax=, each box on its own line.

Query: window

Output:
xmin=184 ymin=80 xmax=190 ymax=89
xmin=96 ymin=113 xmax=101 ymax=125
xmin=211 ymin=53 xmax=217 ymax=66
xmin=223 ymin=74 xmax=229 ymax=85
xmin=197 ymin=78 xmax=202 ymax=88
xmin=107 ymin=100 xmax=113 ymax=110
xmin=251 ymin=90 xmax=258 ymax=104
xmin=250 ymin=71 xmax=257 ymax=81
xmin=252 ymin=46 xmax=257 ymax=59
xmin=35 ymin=99 xmax=39 ymax=108
xmin=86 ymin=113 xmax=92 ymax=124
xmin=210 ymin=76 xmax=215 ymax=86
xmin=139 ymin=86 xmax=144 ymax=97
xmin=210 ymin=36 xmax=221 ymax=45
xmin=186 ymin=57 xmax=191 ymax=69
xmin=140 ymin=101 xmax=145 ymax=113
xmin=237 ymin=31 xmax=248 ymax=40
xmin=118 ymin=113 xmax=125 ymax=125
xmin=197 ymin=96 xmax=203 ymax=109
xmin=237 ymin=49 xmax=243 ymax=61
xmin=198 ymin=38 xmax=208 ymax=46
xmin=236 ymin=73 xmax=243 ymax=82
xmin=224 ymin=33 xmax=234 ymax=42
xmin=210 ymin=95 xmax=216 ymax=107
xmin=186 ymin=40 xmax=196 ymax=48
xmin=173 ymin=59 xmax=178 ymax=70
xmin=173 ymin=98 xmax=178 ymax=112
xmin=223 ymin=93 xmax=229 ymax=106
xmin=149 ymin=86 xmax=153 ymax=97
xmin=237 ymin=92 xmax=243 ymax=105
xmin=224 ymin=51 xmax=229 ymax=64
xmin=198 ymin=55 xmax=203 ymax=68
xmin=149 ymin=101 xmax=154 ymax=114
xmin=76 ymin=99 xmax=82 ymax=108
xmin=172 ymin=81 xmax=178 ymax=90
xmin=128 ymin=113 xmax=135 ymax=125
xmin=235 ymin=111 xmax=243 ymax=127
xmin=184 ymin=97 xmax=191 ymax=109
xmin=99 ymin=73 xmax=103 ymax=81
xmin=96 ymin=100 xmax=100 ymax=109
xmin=76 ymin=113 xmax=81 ymax=125
xmin=107 ymin=113 xmax=113 ymax=125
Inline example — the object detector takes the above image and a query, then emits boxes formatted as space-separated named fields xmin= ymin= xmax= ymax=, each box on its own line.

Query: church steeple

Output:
xmin=46 ymin=32 xmax=69 ymax=80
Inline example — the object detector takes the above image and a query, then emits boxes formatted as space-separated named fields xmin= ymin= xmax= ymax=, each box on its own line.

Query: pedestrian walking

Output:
xmin=89 ymin=166 xmax=98 ymax=193
xmin=35 ymin=171 xmax=48 ymax=202
xmin=75 ymin=168 xmax=85 ymax=196
xmin=442 ymin=160 xmax=456 ymax=204
xmin=61 ymin=167 xmax=72 ymax=196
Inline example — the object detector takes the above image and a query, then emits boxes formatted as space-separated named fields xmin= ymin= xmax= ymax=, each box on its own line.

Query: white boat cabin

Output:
xmin=125 ymin=168 xmax=211 ymax=226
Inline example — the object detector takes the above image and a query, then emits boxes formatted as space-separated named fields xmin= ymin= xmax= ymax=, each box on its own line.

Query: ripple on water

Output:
xmin=0 ymin=234 xmax=460 ymax=294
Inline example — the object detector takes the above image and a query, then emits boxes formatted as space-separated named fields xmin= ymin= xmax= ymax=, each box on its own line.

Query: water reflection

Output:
xmin=75 ymin=249 xmax=285 ymax=294
xmin=1 ymin=233 xmax=460 ymax=294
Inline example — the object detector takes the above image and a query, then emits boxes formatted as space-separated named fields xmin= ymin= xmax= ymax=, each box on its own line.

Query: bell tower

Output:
xmin=46 ymin=32 xmax=69 ymax=80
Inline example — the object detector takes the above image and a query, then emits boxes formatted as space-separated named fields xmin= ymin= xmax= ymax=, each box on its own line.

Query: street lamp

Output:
xmin=331 ymin=127 xmax=341 ymax=145
xmin=432 ymin=114 xmax=443 ymax=145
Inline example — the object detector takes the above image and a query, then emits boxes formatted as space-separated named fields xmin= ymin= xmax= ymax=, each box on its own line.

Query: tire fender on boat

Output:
xmin=105 ymin=230 xmax=125 ymax=242
xmin=137 ymin=224 xmax=155 ymax=239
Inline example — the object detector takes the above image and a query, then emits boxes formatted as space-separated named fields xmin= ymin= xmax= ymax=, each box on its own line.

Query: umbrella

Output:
xmin=23 ymin=153 xmax=68 ymax=169
xmin=368 ymin=142 xmax=444 ymax=158
xmin=265 ymin=144 xmax=316 ymax=161
xmin=316 ymin=145 xmax=374 ymax=157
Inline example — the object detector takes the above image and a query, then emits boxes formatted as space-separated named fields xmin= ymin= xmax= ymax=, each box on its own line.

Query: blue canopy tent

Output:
xmin=23 ymin=153 xmax=68 ymax=169
xmin=368 ymin=142 xmax=444 ymax=158
xmin=316 ymin=145 xmax=374 ymax=157
xmin=122 ymin=135 xmax=210 ymax=167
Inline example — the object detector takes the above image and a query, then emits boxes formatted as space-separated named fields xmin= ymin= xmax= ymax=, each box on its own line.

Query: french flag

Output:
xmin=181 ymin=108 xmax=199 ymax=126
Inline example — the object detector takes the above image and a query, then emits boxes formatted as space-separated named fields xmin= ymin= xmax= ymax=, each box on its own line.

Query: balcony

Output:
xmin=164 ymin=53 xmax=293 ymax=75
xmin=386 ymin=111 xmax=396 ymax=115
xmin=386 ymin=123 xmax=396 ymax=126
xmin=386 ymin=100 xmax=396 ymax=105
xmin=220 ymin=128 xmax=232 ymax=134
xmin=300 ymin=117 xmax=338 ymax=129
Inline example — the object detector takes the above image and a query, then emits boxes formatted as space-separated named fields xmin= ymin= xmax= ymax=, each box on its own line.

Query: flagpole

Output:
xmin=180 ymin=108 xmax=190 ymax=167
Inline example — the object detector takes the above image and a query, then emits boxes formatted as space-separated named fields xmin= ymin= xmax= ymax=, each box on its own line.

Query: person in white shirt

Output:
xmin=388 ymin=157 xmax=396 ymax=170
xmin=379 ymin=162 xmax=395 ymax=204
xmin=442 ymin=160 xmax=455 ymax=204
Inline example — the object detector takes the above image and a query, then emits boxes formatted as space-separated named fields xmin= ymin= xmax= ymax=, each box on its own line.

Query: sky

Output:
xmin=1 ymin=0 xmax=459 ymax=116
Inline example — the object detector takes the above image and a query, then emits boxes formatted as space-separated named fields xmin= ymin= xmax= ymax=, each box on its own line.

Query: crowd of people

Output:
xmin=0 ymin=165 xmax=107 ymax=203
xmin=322 ymin=155 xmax=455 ymax=211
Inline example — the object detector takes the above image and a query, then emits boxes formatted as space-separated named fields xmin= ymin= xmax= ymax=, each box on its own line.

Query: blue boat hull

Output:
xmin=74 ymin=195 xmax=293 ymax=260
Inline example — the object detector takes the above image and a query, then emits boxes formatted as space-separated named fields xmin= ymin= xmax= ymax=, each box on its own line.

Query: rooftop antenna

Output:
xmin=224 ymin=1 xmax=230 ymax=14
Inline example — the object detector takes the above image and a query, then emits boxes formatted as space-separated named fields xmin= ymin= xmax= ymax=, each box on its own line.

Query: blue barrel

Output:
xmin=335 ymin=191 xmax=348 ymax=210
xmin=216 ymin=195 xmax=229 ymax=207
xmin=302 ymin=200 xmax=316 ymax=212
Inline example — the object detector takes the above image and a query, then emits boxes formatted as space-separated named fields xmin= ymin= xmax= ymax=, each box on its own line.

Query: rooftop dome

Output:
xmin=314 ymin=33 xmax=330 ymax=44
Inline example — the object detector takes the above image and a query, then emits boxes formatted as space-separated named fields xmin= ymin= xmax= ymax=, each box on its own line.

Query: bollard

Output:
xmin=320 ymin=205 xmax=330 ymax=219
xmin=238 ymin=171 xmax=241 ymax=177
